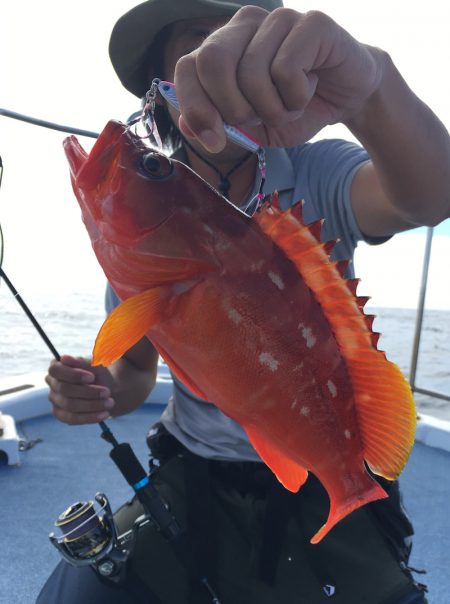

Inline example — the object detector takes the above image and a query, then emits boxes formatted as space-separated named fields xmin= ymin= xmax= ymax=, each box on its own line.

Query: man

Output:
xmin=38 ymin=0 xmax=450 ymax=602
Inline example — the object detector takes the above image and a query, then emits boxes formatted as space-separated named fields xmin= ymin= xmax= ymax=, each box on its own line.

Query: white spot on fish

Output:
xmin=300 ymin=406 xmax=310 ymax=417
xmin=290 ymin=398 xmax=298 ymax=410
xmin=228 ymin=308 xmax=243 ymax=324
xmin=327 ymin=380 xmax=337 ymax=398
xmin=303 ymin=327 xmax=316 ymax=348
xmin=268 ymin=271 xmax=285 ymax=290
xmin=259 ymin=352 xmax=279 ymax=372
xmin=250 ymin=260 xmax=265 ymax=272
xmin=217 ymin=240 xmax=232 ymax=252
xmin=298 ymin=322 xmax=317 ymax=349
xmin=344 ymin=429 xmax=351 ymax=440
xmin=202 ymin=224 xmax=214 ymax=236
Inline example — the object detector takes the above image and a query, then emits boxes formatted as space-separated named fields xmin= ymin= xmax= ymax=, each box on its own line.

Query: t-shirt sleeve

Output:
xmin=104 ymin=282 xmax=121 ymax=314
xmin=288 ymin=139 xmax=388 ymax=262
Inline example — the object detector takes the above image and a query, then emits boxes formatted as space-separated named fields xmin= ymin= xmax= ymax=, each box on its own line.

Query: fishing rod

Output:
xmin=0 ymin=153 xmax=115 ymax=443
xmin=0 ymin=116 xmax=221 ymax=600
xmin=0 ymin=108 xmax=99 ymax=138
xmin=0 ymin=238 xmax=195 ymax=592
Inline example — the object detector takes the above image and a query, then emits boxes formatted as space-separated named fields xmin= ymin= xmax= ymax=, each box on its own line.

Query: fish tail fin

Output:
xmin=310 ymin=473 xmax=387 ymax=545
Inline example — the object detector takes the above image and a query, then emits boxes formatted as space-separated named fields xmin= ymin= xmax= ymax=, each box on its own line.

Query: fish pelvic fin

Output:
xmin=255 ymin=194 xmax=416 ymax=481
xmin=244 ymin=424 xmax=309 ymax=492
xmin=92 ymin=287 xmax=171 ymax=366
xmin=310 ymin=471 xmax=387 ymax=544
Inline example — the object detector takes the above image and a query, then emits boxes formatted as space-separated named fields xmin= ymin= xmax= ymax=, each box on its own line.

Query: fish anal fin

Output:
xmin=92 ymin=287 xmax=170 ymax=367
xmin=244 ymin=425 xmax=308 ymax=492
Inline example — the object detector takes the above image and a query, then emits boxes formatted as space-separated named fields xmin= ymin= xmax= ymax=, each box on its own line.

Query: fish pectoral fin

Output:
xmin=92 ymin=287 xmax=170 ymax=367
xmin=244 ymin=425 xmax=308 ymax=492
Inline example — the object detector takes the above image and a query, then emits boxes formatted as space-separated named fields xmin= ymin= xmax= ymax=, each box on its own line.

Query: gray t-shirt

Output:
xmin=105 ymin=139 xmax=373 ymax=462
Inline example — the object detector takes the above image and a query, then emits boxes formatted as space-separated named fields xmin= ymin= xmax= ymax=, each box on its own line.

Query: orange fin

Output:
xmin=255 ymin=196 xmax=416 ymax=481
xmin=244 ymin=424 xmax=308 ymax=492
xmin=92 ymin=287 xmax=170 ymax=366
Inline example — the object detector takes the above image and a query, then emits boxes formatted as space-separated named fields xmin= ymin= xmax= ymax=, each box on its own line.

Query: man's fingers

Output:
xmin=46 ymin=356 xmax=114 ymax=425
xmin=48 ymin=357 xmax=95 ymax=384
xmin=51 ymin=405 xmax=111 ymax=426
xmin=49 ymin=389 xmax=114 ymax=413
xmin=174 ymin=6 xmax=267 ymax=151
xmin=45 ymin=374 xmax=110 ymax=401
xmin=175 ymin=54 xmax=226 ymax=152
xmin=194 ymin=6 xmax=266 ymax=124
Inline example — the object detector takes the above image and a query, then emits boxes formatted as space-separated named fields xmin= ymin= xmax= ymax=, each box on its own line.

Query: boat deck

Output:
xmin=1 ymin=403 xmax=449 ymax=603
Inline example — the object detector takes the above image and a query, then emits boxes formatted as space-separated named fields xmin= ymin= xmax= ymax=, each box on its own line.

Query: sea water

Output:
xmin=0 ymin=286 xmax=449 ymax=420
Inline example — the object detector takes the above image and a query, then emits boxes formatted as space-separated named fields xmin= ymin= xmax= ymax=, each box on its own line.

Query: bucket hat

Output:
xmin=109 ymin=0 xmax=284 ymax=97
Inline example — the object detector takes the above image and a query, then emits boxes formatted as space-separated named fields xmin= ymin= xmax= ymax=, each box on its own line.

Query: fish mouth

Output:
xmin=64 ymin=120 xmax=126 ymax=182
xmin=87 ymin=120 xmax=126 ymax=170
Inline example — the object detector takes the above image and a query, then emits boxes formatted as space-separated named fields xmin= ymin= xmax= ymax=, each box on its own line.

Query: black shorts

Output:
xmin=37 ymin=425 xmax=428 ymax=604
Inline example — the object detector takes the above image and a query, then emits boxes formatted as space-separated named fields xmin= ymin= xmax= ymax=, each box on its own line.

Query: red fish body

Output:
xmin=64 ymin=120 xmax=416 ymax=543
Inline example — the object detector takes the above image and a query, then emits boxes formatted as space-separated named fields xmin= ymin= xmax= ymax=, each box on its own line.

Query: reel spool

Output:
xmin=52 ymin=497 xmax=112 ymax=561
xmin=49 ymin=493 xmax=129 ymax=578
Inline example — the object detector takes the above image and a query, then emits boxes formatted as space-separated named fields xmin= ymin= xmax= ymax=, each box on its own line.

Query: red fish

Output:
xmin=64 ymin=120 xmax=416 ymax=544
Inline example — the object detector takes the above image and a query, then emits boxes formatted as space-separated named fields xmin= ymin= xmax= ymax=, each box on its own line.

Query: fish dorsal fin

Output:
xmin=244 ymin=424 xmax=308 ymax=492
xmin=92 ymin=287 xmax=171 ymax=366
xmin=254 ymin=194 xmax=416 ymax=481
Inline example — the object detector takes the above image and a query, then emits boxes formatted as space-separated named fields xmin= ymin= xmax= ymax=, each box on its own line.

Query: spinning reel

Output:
xmin=49 ymin=492 xmax=146 ymax=583
xmin=48 ymin=441 xmax=221 ymax=602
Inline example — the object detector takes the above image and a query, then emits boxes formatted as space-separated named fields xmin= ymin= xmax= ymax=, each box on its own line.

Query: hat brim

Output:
xmin=109 ymin=0 xmax=244 ymax=98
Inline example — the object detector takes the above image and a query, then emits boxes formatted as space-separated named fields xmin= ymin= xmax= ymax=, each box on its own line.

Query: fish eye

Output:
xmin=140 ymin=153 xmax=173 ymax=179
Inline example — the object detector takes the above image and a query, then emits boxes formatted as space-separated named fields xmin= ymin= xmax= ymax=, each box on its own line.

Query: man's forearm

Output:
xmin=108 ymin=355 xmax=158 ymax=417
xmin=346 ymin=49 xmax=450 ymax=227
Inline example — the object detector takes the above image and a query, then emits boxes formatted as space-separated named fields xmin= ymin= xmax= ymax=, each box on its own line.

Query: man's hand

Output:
xmin=46 ymin=355 xmax=115 ymax=425
xmin=174 ymin=6 xmax=384 ymax=152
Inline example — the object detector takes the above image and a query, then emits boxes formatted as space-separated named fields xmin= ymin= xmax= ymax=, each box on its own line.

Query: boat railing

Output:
xmin=409 ymin=226 xmax=450 ymax=403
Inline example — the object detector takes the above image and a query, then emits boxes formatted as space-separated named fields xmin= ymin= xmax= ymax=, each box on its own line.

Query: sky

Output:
xmin=0 ymin=0 xmax=449 ymax=311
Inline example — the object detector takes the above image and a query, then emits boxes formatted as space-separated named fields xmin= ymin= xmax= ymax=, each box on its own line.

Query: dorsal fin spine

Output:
xmin=254 ymin=202 xmax=416 ymax=480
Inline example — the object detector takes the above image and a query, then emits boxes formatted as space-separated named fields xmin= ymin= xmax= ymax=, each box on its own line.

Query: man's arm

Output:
xmin=173 ymin=7 xmax=450 ymax=237
xmin=347 ymin=51 xmax=450 ymax=238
